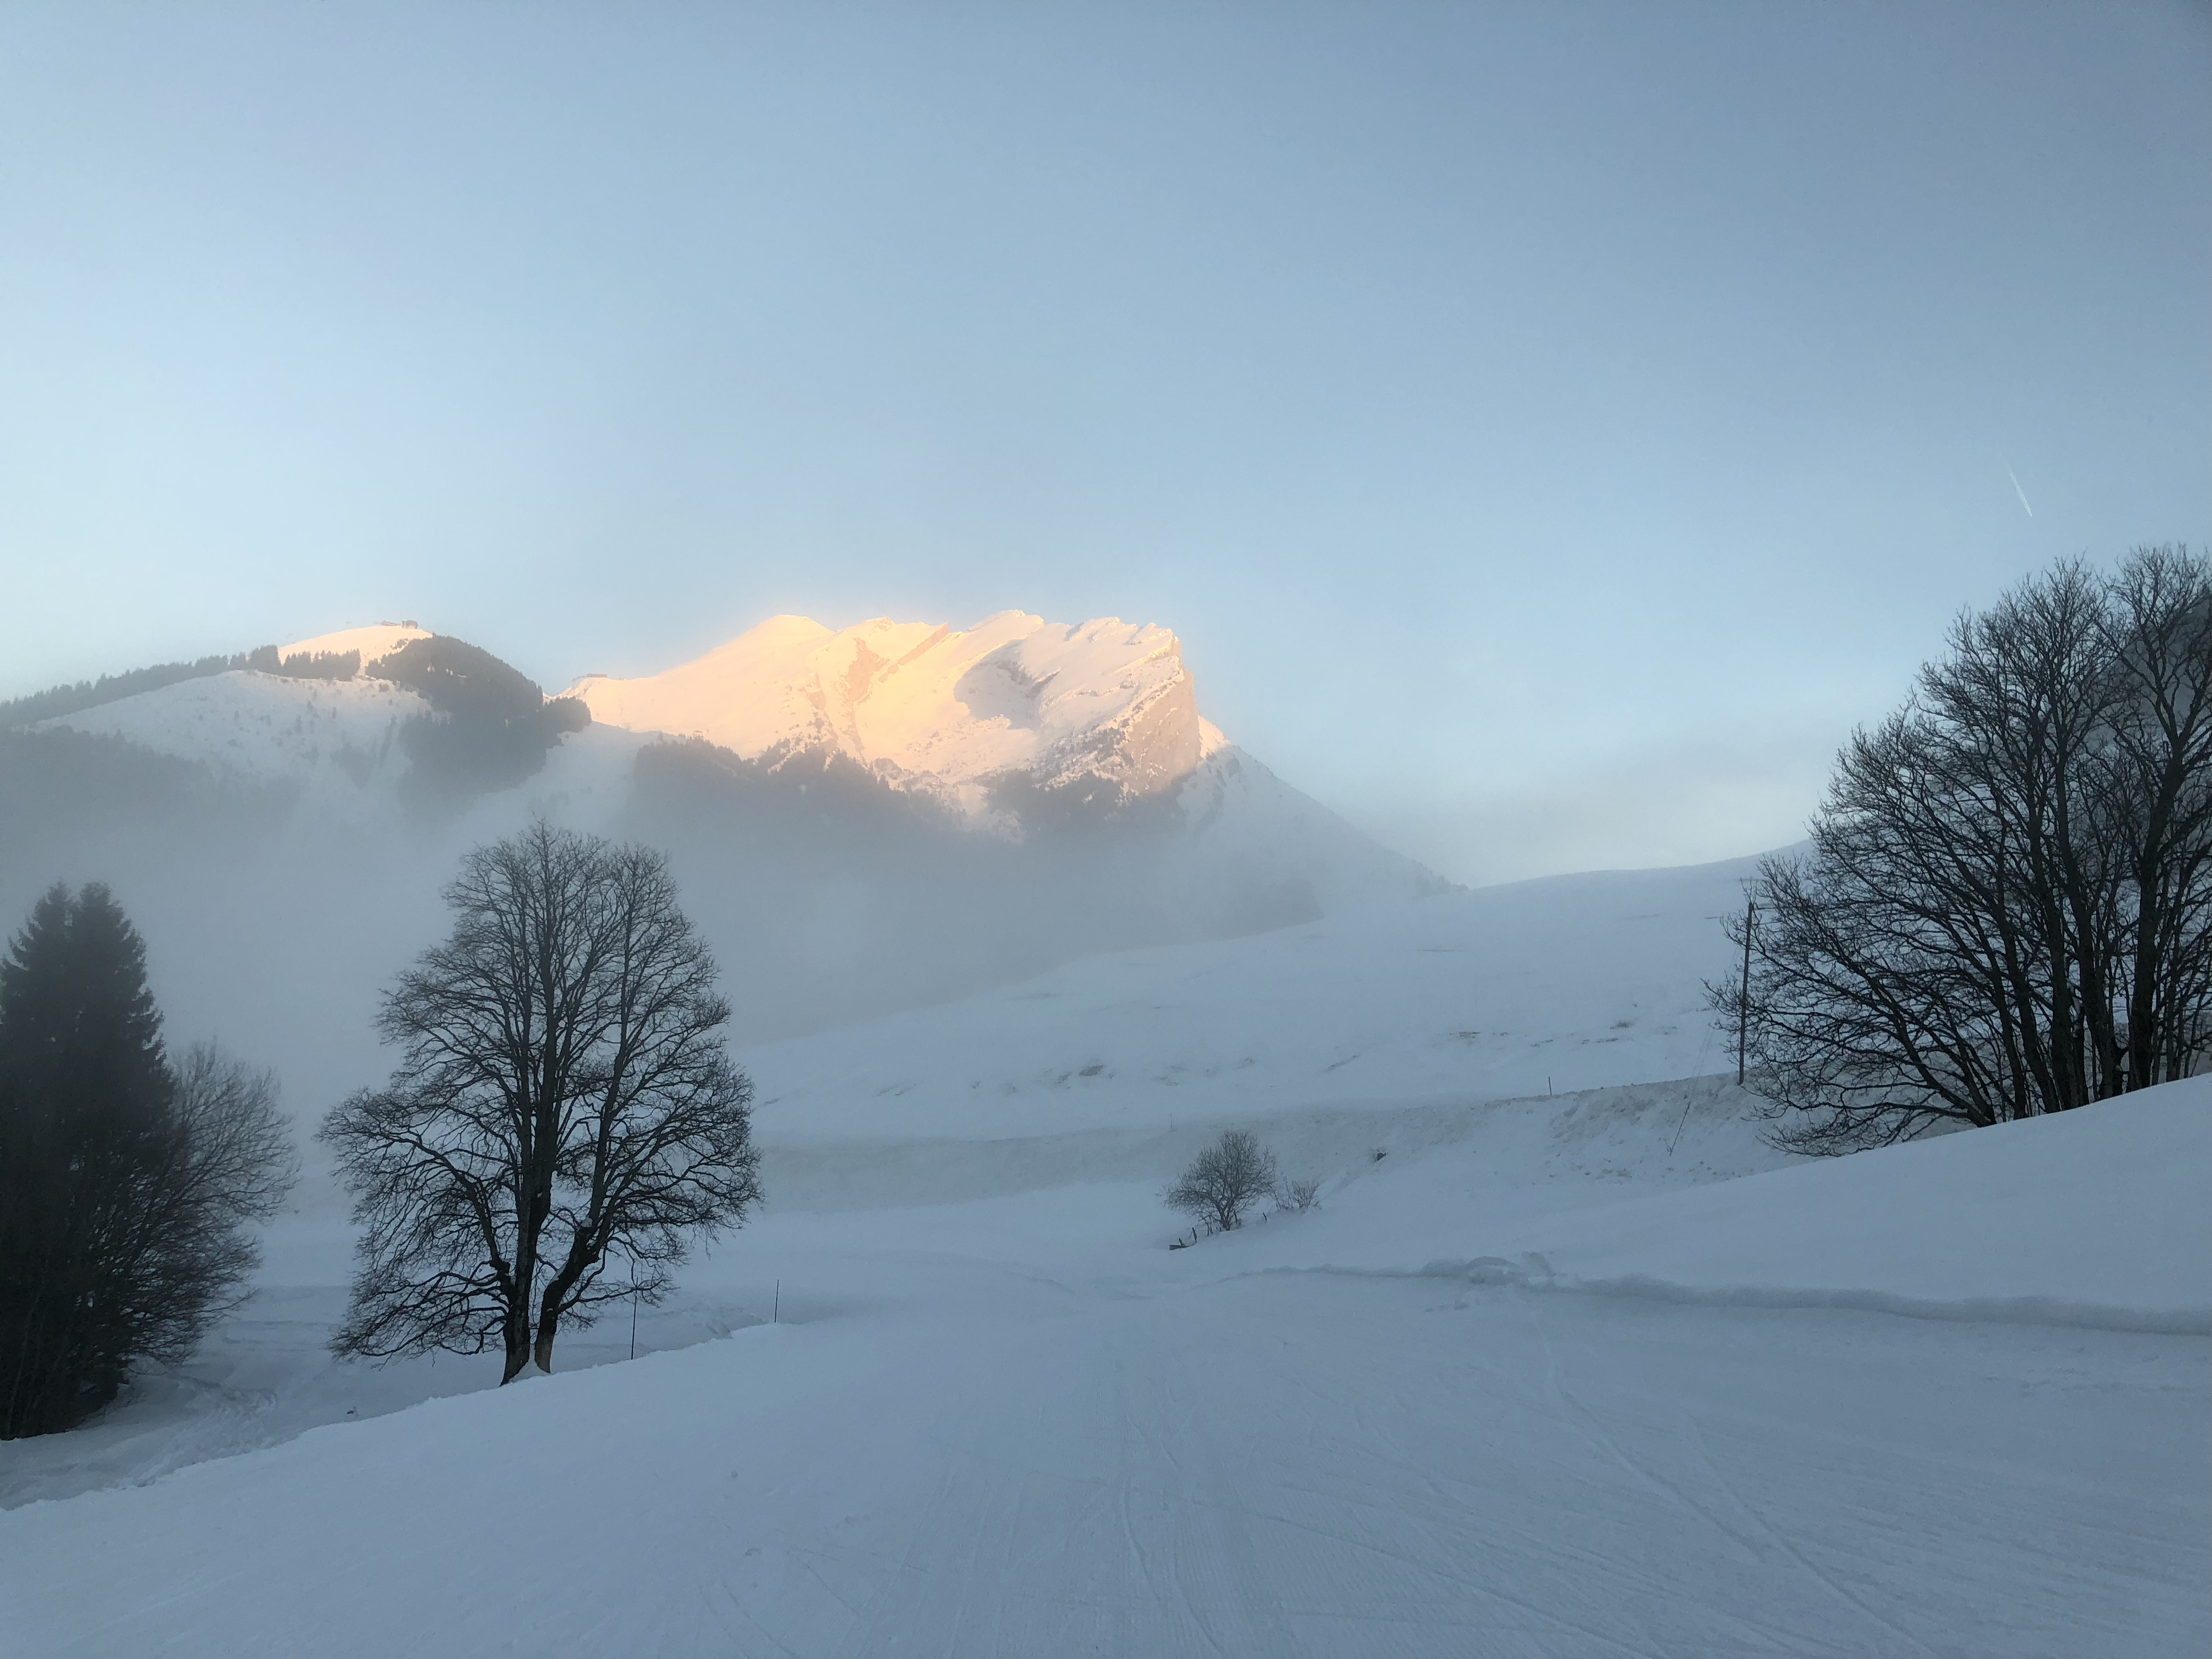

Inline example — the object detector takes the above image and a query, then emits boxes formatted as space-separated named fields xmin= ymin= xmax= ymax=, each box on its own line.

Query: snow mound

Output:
xmin=1219 ymin=1076 xmax=2212 ymax=1332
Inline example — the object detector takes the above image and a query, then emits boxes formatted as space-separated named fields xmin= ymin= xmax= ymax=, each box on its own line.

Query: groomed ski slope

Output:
xmin=1 ymin=1078 xmax=2205 ymax=1657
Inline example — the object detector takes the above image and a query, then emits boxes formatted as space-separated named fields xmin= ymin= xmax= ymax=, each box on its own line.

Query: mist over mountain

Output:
xmin=1 ymin=612 xmax=1444 ymax=1135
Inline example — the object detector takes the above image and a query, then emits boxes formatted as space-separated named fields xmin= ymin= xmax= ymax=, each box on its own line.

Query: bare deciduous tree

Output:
xmin=1276 ymin=1177 xmax=1322 ymax=1213
xmin=1713 ymin=546 xmax=2212 ymax=1151
xmin=1167 ymin=1130 xmax=1278 ymax=1232
xmin=322 ymin=822 xmax=760 ymax=1382
xmin=144 ymin=1044 xmax=299 ymax=1349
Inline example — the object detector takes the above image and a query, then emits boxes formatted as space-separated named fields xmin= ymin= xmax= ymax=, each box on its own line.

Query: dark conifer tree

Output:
xmin=0 ymin=884 xmax=293 ymax=1438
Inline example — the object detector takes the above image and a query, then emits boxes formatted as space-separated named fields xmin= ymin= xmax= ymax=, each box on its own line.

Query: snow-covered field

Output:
xmin=1 ymin=860 xmax=2207 ymax=1656
xmin=3 ymin=1066 xmax=2206 ymax=1656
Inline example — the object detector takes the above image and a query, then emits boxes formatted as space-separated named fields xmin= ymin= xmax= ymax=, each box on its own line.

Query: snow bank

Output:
xmin=1217 ymin=1077 xmax=2212 ymax=1332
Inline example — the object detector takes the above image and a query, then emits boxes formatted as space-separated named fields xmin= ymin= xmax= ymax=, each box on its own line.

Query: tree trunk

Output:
xmin=531 ymin=1310 xmax=559 ymax=1375
xmin=500 ymin=1305 xmax=534 ymax=1383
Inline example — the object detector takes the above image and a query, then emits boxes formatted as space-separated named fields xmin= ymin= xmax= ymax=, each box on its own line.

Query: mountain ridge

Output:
xmin=10 ymin=611 xmax=1443 ymax=904
xmin=566 ymin=611 xmax=1207 ymax=827
xmin=7 ymin=614 xmax=1447 ymax=990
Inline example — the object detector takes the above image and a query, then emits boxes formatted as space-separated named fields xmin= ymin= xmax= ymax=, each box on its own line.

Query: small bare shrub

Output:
xmin=1166 ymin=1130 xmax=1277 ymax=1232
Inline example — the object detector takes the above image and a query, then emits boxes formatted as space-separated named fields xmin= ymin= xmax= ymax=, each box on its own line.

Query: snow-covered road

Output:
xmin=3 ymin=1172 xmax=2207 ymax=1658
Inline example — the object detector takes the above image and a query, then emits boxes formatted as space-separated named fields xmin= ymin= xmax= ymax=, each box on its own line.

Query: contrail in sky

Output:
xmin=2002 ymin=458 xmax=2034 ymax=518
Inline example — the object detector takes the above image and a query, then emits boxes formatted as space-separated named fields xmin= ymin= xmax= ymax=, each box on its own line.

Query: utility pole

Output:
xmin=1737 ymin=898 xmax=1756 ymax=1086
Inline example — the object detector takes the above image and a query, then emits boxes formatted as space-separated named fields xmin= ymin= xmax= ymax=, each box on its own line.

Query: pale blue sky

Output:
xmin=2 ymin=2 xmax=2206 ymax=882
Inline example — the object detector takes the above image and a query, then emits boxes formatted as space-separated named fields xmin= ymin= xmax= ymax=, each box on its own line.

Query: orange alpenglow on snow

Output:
xmin=565 ymin=613 xmax=1202 ymax=815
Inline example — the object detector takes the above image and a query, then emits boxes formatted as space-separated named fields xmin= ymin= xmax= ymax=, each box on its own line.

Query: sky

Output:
xmin=1 ymin=2 xmax=2206 ymax=885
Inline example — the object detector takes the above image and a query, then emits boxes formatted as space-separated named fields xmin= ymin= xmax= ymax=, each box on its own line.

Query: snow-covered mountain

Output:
xmin=3 ymin=611 xmax=1444 ymax=1045
xmin=572 ymin=610 xmax=1444 ymax=909
xmin=20 ymin=622 xmax=599 ymax=825
xmin=19 ymin=611 xmax=1439 ymax=896
xmin=568 ymin=613 xmax=1201 ymax=822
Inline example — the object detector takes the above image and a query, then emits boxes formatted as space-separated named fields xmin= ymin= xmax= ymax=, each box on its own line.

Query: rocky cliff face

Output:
xmin=567 ymin=612 xmax=1205 ymax=825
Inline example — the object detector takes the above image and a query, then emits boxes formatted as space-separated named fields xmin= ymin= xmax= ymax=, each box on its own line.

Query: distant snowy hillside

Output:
xmin=742 ymin=854 xmax=1756 ymax=1144
xmin=1172 ymin=719 xmax=1441 ymax=916
xmin=26 ymin=624 xmax=598 ymax=822
xmin=35 ymin=670 xmax=430 ymax=817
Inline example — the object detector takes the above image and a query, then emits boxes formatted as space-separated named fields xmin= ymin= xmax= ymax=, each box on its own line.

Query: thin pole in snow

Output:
xmin=1738 ymin=899 xmax=1756 ymax=1087
xmin=629 ymin=1256 xmax=639 ymax=1360
xmin=773 ymin=1279 xmax=780 ymax=1324
xmin=1668 ymin=1086 xmax=1696 ymax=1157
